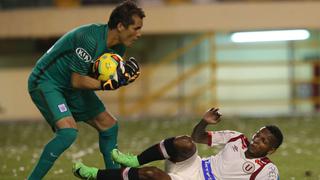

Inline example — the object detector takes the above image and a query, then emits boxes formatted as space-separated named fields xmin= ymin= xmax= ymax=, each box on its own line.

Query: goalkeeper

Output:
xmin=27 ymin=1 xmax=145 ymax=179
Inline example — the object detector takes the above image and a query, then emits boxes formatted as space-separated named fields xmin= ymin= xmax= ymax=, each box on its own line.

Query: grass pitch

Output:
xmin=1 ymin=115 xmax=319 ymax=179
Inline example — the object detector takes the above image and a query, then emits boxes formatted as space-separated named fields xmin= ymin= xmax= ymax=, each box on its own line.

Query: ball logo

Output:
xmin=76 ymin=47 xmax=92 ymax=63
xmin=242 ymin=161 xmax=255 ymax=174
xmin=105 ymin=61 xmax=112 ymax=70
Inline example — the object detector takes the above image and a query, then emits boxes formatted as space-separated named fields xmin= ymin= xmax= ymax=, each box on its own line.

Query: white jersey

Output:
xmin=206 ymin=130 xmax=279 ymax=180
xmin=165 ymin=131 xmax=279 ymax=180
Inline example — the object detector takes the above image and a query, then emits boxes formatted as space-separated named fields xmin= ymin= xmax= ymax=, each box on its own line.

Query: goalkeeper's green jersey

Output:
xmin=29 ymin=24 xmax=126 ymax=89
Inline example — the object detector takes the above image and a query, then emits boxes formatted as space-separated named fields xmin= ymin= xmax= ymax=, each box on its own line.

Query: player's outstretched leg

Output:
xmin=73 ymin=162 xmax=98 ymax=180
xmin=73 ymin=162 xmax=142 ymax=180
xmin=112 ymin=135 xmax=196 ymax=167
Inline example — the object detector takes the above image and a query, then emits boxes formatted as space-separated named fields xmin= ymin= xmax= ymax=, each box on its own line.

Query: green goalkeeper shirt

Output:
xmin=29 ymin=24 xmax=126 ymax=89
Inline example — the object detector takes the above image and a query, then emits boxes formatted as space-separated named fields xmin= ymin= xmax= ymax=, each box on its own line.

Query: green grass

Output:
xmin=1 ymin=116 xmax=320 ymax=179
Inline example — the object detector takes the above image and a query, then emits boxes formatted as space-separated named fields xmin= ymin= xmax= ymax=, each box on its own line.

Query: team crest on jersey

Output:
xmin=76 ymin=47 xmax=93 ymax=63
xmin=242 ymin=161 xmax=255 ymax=174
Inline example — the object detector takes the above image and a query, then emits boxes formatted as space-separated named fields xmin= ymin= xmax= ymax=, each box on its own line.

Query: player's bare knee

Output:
xmin=139 ymin=166 xmax=169 ymax=180
xmin=94 ymin=112 xmax=117 ymax=130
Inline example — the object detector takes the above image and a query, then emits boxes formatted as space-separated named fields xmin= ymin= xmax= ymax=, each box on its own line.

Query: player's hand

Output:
xmin=202 ymin=107 xmax=222 ymax=124
xmin=101 ymin=79 xmax=121 ymax=90
xmin=123 ymin=57 xmax=140 ymax=84
xmin=114 ymin=60 xmax=129 ymax=86
xmin=110 ymin=57 xmax=140 ymax=88
xmin=100 ymin=61 xmax=127 ymax=90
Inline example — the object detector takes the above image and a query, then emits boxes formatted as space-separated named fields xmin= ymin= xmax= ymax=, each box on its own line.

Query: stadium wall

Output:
xmin=1 ymin=2 xmax=320 ymax=121
xmin=0 ymin=1 xmax=320 ymax=37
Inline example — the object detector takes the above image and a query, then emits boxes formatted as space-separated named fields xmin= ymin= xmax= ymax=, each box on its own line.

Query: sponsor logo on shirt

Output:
xmin=268 ymin=166 xmax=278 ymax=180
xmin=76 ymin=47 xmax=93 ymax=63
xmin=242 ymin=161 xmax=255 ymax=174
xmin=201 ymin=159 xmax=216 ymax=180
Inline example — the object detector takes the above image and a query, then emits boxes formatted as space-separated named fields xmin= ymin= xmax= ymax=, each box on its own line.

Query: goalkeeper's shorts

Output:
xmin=28 ymin=82 xmax=105 ymax=129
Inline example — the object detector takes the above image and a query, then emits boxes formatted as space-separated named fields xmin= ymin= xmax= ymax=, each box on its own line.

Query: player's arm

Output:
xmin=191 ymin=108 xmax=222 ymax=144
xmin=69 ymin=26 xmax=120 ymax=90
xmin=71 ymin=72 xmax=126 ymax=91
xmin=71 ymin=72 xmax=101 ymax=90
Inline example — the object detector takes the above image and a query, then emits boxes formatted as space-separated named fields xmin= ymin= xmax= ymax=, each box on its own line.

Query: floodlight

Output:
xmin=231 ymin=29 xmax=310 ymax=43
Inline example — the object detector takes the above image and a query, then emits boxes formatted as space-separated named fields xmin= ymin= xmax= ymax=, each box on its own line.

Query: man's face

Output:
xmin=118 ymin=15 xmax=143 ymax=47
xmin=247 ymin=127 xmax=276 ymax=157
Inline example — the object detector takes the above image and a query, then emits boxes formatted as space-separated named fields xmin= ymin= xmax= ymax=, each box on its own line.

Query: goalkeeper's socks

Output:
xmin=99 ymin=123 xmax=120 ymax=169
xmin=97 ymin=167 xmax=139 ymax=180
xmin=27 ymin=128 xmax=77 ymax=180
xmin=137 ymin=137 xmax=176 ymax=165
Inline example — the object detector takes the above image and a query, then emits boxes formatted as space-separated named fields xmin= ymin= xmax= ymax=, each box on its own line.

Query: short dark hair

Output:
xmin=265 ymin=125 xmax=283 ymax=149
xmin=108 ymin=0 xmax=145 ymax=29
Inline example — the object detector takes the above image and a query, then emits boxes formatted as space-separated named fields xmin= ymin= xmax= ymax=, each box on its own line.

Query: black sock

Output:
xmin=137 ymin=137 xmax=176 ymax=165
xmin=128 ymin=168 xmax=139 ymax=180
xmin=97 ymin=169 xmax=122 ymax=180
xmin=97 ymin=168 xmax=140 ymax=180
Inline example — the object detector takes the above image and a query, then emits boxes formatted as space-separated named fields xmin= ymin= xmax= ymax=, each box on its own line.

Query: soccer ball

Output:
xmin=92 ymin=53 xmax=123 ymax=81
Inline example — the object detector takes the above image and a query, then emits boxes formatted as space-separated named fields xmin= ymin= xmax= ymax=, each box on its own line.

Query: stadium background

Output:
xmin=0 ymin=0 xmax=319 ymax=179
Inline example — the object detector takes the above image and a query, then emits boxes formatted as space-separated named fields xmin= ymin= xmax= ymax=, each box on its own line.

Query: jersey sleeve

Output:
xmin=207 ymin=130 xmax=242 ymax=147
xmin=255 ymin=163 xmax=279 ymax=180
xmin=69 ymin=28 xmax=97 ymax=75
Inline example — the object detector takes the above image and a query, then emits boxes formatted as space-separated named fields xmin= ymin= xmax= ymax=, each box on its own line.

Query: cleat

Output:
xmin=111 ymin=149 xmax=140 ymax=167
xmin=73 ymin=162 xmax=98 ymax=180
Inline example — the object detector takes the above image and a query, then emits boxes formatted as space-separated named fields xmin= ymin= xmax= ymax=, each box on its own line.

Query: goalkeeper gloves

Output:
xmin=100 ymin=61 xmax=126 ymax=90
xmin=100 ymin=79 xmax=120 ymax=90
xmin=123 ymin=57 xmax=140 ymax=84
xmin=100 ymin=57 xmax=140 ymax=90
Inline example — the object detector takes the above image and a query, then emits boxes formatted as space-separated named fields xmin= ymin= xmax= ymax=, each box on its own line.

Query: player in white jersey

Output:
xmin=73 ymin=107 xmax=283 ymax=180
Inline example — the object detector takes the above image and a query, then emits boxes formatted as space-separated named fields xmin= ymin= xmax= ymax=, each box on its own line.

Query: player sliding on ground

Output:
xmin=73 ymin=107 xmax=283 ymax=180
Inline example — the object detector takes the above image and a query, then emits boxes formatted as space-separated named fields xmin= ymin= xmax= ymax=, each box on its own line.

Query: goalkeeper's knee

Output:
xmin=56 ymin=128 xmax=78 ymax=149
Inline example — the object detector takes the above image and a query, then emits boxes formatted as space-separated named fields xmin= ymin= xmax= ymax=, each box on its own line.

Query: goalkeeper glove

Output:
xmin=100 ymin=61 xmax=126 ymax=90
xmin=100 ymin=79 xmax=120 ymax=90
xmin=123 ymin=57 xmax=140 ymax=84
xmin=100 ymin=57 xmax=140 ymax=90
